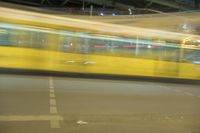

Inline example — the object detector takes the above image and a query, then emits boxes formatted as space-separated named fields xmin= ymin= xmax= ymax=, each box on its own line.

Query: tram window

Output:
xmin=58 ymin=33 xmax=184 ymax=63
xmin=0 ymin=28 xmax=10 ymax=46
xmin=29 ymin=32 xmax=46 ymax=49
xmin=88 ymin=39 xmax=124 ymax=55
xmin=59 ymin=36 xmax=80 ymax=53
xmin=90 ymin=39 xmax=109 ymax=54
xmin=107 ymin=41 xmax=135 ymax=56
xmin=183 ymin=49 xmax=200 ymax=63
xmin=6 ymin=29 xmax=19 ymax=47
xmin=0 ymin=28 xmax=22 ymax=47
xmin=5 ymin=29 xmax=29 ymax=48
xmin=79 ymin=38 xmax=90 ymax=54
xmin=159 ymin=47 xmax=180 ymax=62
xmin=4 ymin=28 xmax=47 ymax=49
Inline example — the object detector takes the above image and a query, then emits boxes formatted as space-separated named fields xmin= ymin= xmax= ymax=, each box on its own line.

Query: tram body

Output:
xmin=0 ymin=6 xmax=200 ymax=80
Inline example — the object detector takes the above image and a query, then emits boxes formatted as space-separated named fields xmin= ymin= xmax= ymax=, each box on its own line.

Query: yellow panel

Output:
xmin=0 ymin=46 xmax=199 ymax=80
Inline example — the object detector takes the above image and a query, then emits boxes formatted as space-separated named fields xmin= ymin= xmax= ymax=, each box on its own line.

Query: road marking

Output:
xmin=76 ymin=120 xmax=88 ymax=125
xmin=50 ymin=93 xmax=55 ymax=98
xmin=50 ymin=99 xmax=57 ymax=106
xmin=50 ymin=120 xmax=61 ymax=128
xmin=50 ymin=106 xmax=58 ymax=114
xmin=50 ymin=86 xmax=54 ymax=89
xmin=49 ymin=81 xmax=53 ymax=85
xmin=0 ymin=115 xmax=63 ymax=122
xmin=184 ymin=92 xmax=194 ymax=96
xmin=49 ymin=77 xmax=61 ymax=128
xmin=50 ymin=89 xmax=55 ymax=93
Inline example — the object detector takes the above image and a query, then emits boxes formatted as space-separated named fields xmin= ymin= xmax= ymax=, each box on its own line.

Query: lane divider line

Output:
xmin=0 ymin=115 xmax=63 ymax=122
xmin=50 ymin=93 xmax=55 ymax=98
xmin=50 ymin=106 xmax=58 ymax=114
xmin=50 ymin=86 xmax=54 ymax=89
xmin=50 ymin=89 xmax=55 ymax=93
xmin=50 ymin=99 xmax=57 ymax=106
xmin=50 ymin=120 xmax=61 ymax=128
xmin=49 ymin=76 xmax=61 ymax=128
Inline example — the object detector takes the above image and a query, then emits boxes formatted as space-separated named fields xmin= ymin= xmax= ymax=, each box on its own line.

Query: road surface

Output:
xmin=0 ymin=74 xmax=200 ymax=133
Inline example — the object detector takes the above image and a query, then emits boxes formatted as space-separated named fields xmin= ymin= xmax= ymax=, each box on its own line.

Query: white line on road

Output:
xmin=50 ymin=93 xmax=55 ymax=98
xmin=50 ymin=89 xmax=55 ymax=93
xmin=50 ymin=106 xmax=58 ymax=114
xmin=50 ymin=120 xmax=61 ymax=128
xmin=50 ymin=86 xmax=54 ymax=89
xmin=50 ymin=99 xmax=57 ymax=106
xmin=49 ymin=77 xmax=61 ymax=128
xmin=0 ymin=115 xmax=63 ymax=122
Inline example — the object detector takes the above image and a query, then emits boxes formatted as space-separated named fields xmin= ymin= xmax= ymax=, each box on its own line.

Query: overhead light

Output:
xmin=100 ymin=12 xmax=104 ymax=16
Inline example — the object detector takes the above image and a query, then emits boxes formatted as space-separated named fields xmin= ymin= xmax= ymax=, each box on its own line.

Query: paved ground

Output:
xmin=0 ymin=74 xmax=200 ymax=133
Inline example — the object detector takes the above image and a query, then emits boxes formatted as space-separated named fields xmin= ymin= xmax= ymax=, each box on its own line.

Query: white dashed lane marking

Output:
xmin=0 ymin=77 xmax=63 ymax=128
xmin=50 ymin=106 xmax=58 ymax=114
xmin=50 ymin=120 xmax=61 ymax=128
xmin=50 ymin=89 xmax=55 ymax=93
xmin=50 ymin=86 xmax=54 ymax=89
xmin=49 ymin=77 xmax=61 ymax=128
xmin=0 ymin=115 xmax=63 ymax=122
xmin=50 ymin=99 xmax=57 ymax=106
xmin=50 ymin=93 xmax=55 ymax=98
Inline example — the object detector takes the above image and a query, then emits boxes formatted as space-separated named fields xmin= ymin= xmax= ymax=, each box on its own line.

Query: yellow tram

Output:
xmin=0 ymin=5 xmax=200 ymax=80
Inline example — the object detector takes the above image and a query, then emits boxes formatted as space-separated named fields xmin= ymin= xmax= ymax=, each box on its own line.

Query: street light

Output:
xmin=82 ymin=0 xmax=85 ymax=11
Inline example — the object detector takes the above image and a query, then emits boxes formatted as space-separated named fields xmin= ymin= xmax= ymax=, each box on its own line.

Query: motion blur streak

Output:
xmin=1 ymin=6 xmax=200 ymax=41
xmin=0 ymin=4 xmax=200 ymax=80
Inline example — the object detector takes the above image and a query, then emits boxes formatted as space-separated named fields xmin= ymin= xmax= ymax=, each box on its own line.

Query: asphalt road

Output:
xmin=0 ymin=74 xmax=200 ymax=133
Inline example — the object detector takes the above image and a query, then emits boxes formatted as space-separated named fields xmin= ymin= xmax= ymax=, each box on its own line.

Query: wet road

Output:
xmin=0 ymin=75 xmax=200 ymax=133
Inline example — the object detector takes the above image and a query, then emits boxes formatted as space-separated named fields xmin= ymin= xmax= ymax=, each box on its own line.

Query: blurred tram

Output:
xmin=0 ymin=5 xmax=200 ymax=80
